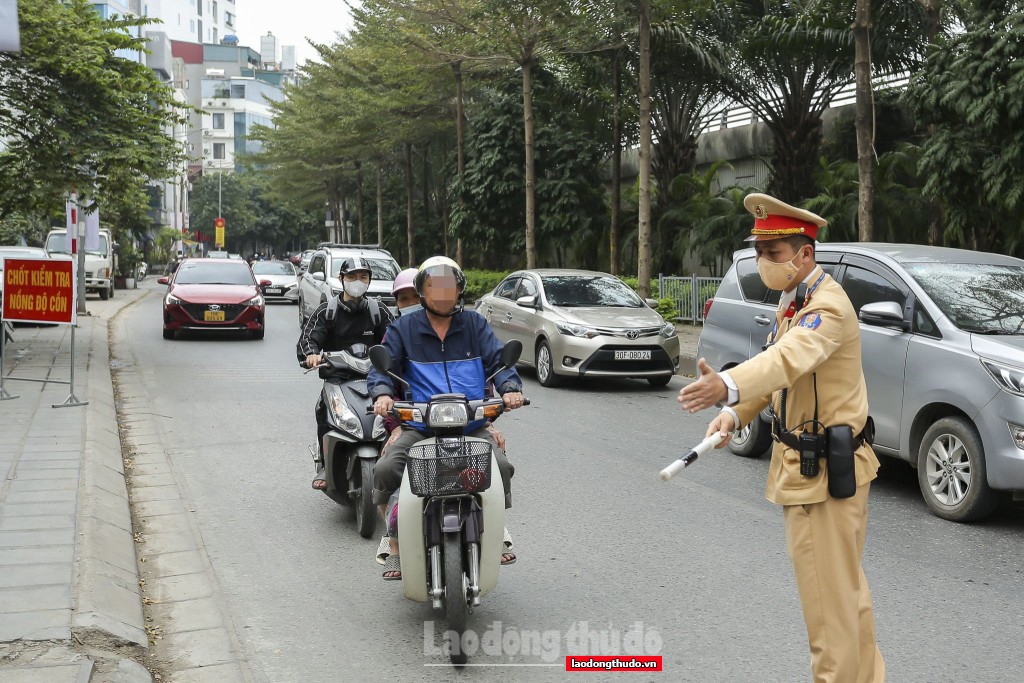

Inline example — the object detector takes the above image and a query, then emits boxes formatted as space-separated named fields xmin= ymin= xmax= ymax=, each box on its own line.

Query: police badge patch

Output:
xmin=797 ymin=313 xmax=823 ymax=330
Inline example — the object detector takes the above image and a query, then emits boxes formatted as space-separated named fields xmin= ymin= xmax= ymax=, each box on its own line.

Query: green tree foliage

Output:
xmin=910 ymin=0 xmax=1024 ymax=255
xmin=0 ymin=0 xmax=186 ymax=230
xmin=450 ymin=72 xmax=606 ymax=270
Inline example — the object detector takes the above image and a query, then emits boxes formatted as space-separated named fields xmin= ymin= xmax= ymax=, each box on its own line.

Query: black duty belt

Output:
xmin=771 ymin=416 xmax=875 ymax=452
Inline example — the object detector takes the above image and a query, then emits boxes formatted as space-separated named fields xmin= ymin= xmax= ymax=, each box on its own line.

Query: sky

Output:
xmin=235 ymin=0 xmax=358 ymax=67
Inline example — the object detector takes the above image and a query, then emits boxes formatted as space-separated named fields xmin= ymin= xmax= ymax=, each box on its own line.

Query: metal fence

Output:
xmin=658 ymin=274 xmax=724 ymax=324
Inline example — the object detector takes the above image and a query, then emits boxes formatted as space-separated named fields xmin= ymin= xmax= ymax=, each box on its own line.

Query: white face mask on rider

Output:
xmin=399 ymin=303 xmax=422 ymax=316
xmin=757 ymin=250 xmax=803 ymax=291
xmin=343 ymin=280 xmax=369 ymax=298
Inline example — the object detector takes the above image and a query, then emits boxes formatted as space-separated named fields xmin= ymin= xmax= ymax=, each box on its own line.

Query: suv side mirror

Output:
xmin=515 ymin=295 xmax=538 ymax=309
xmin=645 ymin=298 xmax=658 ymax=308
xmin=859 ymin=301 xmax=910 ymax=331
xmin=312 ymin=271 xmax=325 ymax=282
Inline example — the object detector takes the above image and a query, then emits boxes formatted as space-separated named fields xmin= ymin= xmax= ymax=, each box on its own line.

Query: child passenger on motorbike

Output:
xmin=369 ymin=257 xmax=524 ymax=580
xmin=297 ymin=257 xmax=393 ymax=490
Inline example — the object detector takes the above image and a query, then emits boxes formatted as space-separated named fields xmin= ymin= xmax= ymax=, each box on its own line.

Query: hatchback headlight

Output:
xmin=427 ymin=401 xmax=469 ymax=428
xmin=165 ymin=294 xmax=185 ymax=306
xmin=244 ymin=295 xmax=263 ymax=306
xmin=555 ymin=320 xmax=599 ymax=339
xmin=982 ymin=360 xmax=1024 ymax=397
xmin=659 ymin=322 xmax=676 ymax=339
xmin=324 ymin=384 xmax=363 ymax=438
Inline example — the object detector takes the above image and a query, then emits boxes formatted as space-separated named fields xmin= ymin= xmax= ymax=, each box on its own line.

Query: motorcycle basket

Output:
xmin=407 ymin=440 xmax=492 ymax=497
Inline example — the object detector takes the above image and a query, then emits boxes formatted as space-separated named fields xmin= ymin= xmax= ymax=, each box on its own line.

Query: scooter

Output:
xmin=301 ymin=343 xmax=386 ymax=538
xmin=368 ymin=340 xmax=529 ymax=665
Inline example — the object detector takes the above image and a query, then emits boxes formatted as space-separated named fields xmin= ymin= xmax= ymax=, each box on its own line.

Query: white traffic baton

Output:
xmin=659 ymin=432 xmax=726 ymax=481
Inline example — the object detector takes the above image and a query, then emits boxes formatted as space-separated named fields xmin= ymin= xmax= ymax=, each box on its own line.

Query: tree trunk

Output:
xmin=356 ymin=162 xmax=365 ymax=244
xmin=340 ymin=188 xmax=350 ymax=243
xmin=854 ymin=0 xmax=875 ymax=242
xmin=376 ymin=161 xmax=384 ymax=249
xmin=767 ymin=117 xmax=824 ymax=204
xmin=610 ymin=47 xmax=622 ymax=276
xmin=923 ymin=0 xmax=944 ymax=245
xmin=405 ymin=143 xmax=415 ymax=266
xmin=421 ymin=142 xmax=431 ymax=229
xmin=453 ymin=61 xmax=466 ymax=267
xmin=636 ymin=0 xmax=653 ymax=299
xmin=522 ymin=56 xmax=538 ymax=269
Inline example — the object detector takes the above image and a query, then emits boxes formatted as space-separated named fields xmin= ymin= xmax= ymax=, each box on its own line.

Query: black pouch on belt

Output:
xmin=826 ymin=425 xmax=857 ymax=499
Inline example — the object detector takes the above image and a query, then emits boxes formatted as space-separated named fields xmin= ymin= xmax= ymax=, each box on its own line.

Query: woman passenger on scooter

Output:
xmin=369 ymin=257 xmax=524 ymax=580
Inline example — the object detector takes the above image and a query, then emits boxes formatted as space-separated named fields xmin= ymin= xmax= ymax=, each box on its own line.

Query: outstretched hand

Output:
xmin=677 ymin=358 xmax=729 ymax=413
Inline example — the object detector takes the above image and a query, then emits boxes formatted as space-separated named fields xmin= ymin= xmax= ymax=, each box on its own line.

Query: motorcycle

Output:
xmin=301 ymin=343 xmax=386 ymax=538
xmin=368 ymin=340 xmax=529 ymax=665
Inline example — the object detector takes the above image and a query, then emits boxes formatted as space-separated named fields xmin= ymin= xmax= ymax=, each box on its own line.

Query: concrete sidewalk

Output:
xmin=1 ymin=286 xmax=153 ymax=682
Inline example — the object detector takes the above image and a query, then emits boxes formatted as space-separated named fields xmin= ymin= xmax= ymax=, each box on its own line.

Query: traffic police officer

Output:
xmin=679 ymin=193 xmax=885 ymax=682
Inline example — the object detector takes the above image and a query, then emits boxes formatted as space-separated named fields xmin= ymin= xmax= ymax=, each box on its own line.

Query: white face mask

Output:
xmin=343 ymin=280 xmax=369 ymax=298
xmin=399 ymin=303 xmax=422 ymax=316
xmin=756 ymin=251 xmax=803 ymax=290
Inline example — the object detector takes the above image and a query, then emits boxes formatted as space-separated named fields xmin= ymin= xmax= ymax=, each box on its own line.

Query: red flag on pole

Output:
xmin=65 ymin=197 xmax=77 ymax=254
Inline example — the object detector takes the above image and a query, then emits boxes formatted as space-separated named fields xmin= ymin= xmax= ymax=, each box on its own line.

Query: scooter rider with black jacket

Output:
xmin=297 ymin=257 xmax=394 ymax=489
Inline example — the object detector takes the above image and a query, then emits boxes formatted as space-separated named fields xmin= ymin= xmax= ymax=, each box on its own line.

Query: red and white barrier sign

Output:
xmin=2 ymin=258 xmax=77 ymax=325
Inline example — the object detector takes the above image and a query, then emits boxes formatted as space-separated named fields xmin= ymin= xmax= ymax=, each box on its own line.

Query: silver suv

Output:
xmin=698 ymin=243 xmax=1024 ymax=522
xmin=297 ymin=244 xmax=401 ymax=325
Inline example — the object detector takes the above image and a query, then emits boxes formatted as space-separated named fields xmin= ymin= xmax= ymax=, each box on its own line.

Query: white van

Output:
xmin=44 ymin=228 xmax=117 ymax=300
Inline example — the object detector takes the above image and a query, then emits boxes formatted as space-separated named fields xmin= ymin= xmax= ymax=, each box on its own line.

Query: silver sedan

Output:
xmin=251 ymin=260 xmax=299 ymax=304
xmin=477 ymin=269 xmax=680 ymax=387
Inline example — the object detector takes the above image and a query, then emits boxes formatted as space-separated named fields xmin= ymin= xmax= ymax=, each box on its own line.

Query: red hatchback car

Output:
xmin=159 ymin=258 xmax=267 ymax=340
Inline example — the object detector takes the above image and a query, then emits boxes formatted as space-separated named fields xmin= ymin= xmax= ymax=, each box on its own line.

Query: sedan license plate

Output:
xmin=266 ymin=288 xmax=281 ymax=295
xmin=614 ymin=350 xmax=651 ymax=361
xmin=204 ymin=310 xmax=225 ymax=322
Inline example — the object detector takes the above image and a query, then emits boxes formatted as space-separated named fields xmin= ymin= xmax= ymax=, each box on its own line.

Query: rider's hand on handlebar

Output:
xmin=374 ymin=395 xmax=395 ymax=417
xmin=705 ymin=412 xmax=736 ymax=448
xmin=502 ymin=392 xmax=526 ymax=410
xmin=305 ymin=353 xmax=322 ymax=369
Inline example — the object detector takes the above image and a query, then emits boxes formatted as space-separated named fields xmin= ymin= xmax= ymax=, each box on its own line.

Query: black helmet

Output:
xmin=339 ymin=257 xmax=373 ymax=280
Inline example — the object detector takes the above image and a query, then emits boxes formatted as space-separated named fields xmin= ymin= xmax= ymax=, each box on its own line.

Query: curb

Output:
xmin=71 ymin=317 xmax=147 ymax=647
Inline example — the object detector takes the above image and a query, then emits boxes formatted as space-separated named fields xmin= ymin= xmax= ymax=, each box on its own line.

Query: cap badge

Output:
xmin=754 ymin=204 xmax=768 ymax=220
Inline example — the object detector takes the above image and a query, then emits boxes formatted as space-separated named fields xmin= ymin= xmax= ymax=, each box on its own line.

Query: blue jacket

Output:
xmin=368 ymin=308 xmax=523 ymax=433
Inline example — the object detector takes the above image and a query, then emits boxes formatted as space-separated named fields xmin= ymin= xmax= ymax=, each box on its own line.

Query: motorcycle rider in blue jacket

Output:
xmin=369 ymin=256 xmax=524 ymax=580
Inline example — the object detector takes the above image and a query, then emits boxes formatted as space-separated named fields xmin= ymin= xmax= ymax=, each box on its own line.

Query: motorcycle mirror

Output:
xmin=369 ymin=345 xmax=392 ymax=372
xmin=500 ymin=340 xmax=523 ymax=367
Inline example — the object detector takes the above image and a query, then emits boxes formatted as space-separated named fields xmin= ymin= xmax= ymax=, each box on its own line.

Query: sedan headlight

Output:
xmin=165 ymin=294 xmax=185 ymax=306
xmin=427 ymin=401 xmax=469 ymax=428
xmin=243 ymin=295 xmax=263 ymax=306
xmin=555 ymin=320 xmax=600 ymax=339
xmin=982 ymin=360 xmax=1024 ymax=397
xmin=659 ymin=322 xmax=676 ymax=339
xmin=324 ymin=384 xmax=363 ymax=438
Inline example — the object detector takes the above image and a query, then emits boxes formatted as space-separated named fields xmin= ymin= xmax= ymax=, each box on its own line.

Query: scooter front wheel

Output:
xmin=444 ymin=532 xmax=469 ymax=665
xmin=355 ymin=458 xmax=377 ymax=538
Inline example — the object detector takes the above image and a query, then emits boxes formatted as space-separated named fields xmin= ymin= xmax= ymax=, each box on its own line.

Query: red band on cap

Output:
xmin=754 ymin=215 xmax=817 ymax=232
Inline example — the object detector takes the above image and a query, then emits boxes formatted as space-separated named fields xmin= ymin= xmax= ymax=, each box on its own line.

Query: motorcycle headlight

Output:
xmin=244 ymin=295 xmax=263 ymax=306
xmin=660 ymin=322 xmax=676 ymax=339
xmin=982 ymin=359 xmax=1024 ymax=397
xmin=344 ymin=354 xmax=372 ymax=375
xmin=427 ymin=401 xmax=468 ymax=428
xmin=555 ymin=320 xmax=599 ymax=339
xmin=324 ymin=384 xmax=363 ymax=438
xmin=165 ymin=294 xmax=185 ymax=306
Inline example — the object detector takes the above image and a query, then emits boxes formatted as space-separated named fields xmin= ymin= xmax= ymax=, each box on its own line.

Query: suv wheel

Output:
xmin=728 ymin=415 xmax=773 ymax=458
xmin=917 ymin=417 xmax=998 ymax=522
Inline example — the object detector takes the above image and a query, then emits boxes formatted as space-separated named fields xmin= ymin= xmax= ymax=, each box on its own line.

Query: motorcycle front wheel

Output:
xmin=355 ymin=459 xmax=377 ymax=538
xmin=444 ymin=532 xmax=469 ymax=665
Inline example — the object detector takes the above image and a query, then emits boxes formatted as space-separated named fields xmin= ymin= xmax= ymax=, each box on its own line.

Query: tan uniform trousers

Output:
xmin=784 ymin=483 xmax=885 ymax=683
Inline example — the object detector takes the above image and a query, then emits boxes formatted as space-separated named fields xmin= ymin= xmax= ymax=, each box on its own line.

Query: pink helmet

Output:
xmin=392 ymin=268 xmax=419 ymax=296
